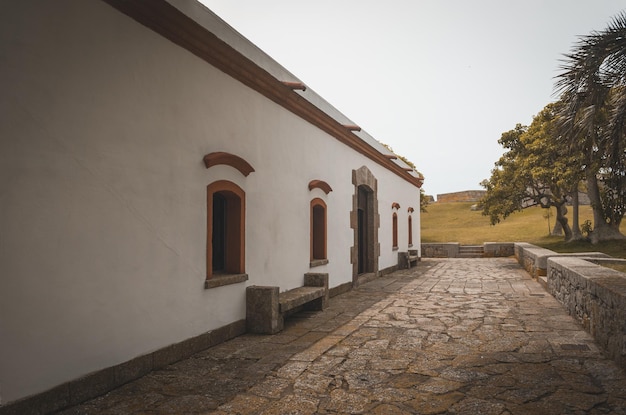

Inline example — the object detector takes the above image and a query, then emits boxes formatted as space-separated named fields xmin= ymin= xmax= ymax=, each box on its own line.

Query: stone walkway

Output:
xmin=57 ymin=258 xmax=626 ymax=414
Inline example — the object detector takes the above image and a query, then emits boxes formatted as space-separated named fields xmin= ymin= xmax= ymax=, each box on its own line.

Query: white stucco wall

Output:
xmin=0 ymin=0 xmax=421 ymax=404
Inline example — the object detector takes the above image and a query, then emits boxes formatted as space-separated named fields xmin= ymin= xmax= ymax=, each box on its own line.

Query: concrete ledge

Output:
xmin=584 ymin=257 xmax=626 ymax=267
xmin=548 ymin=257 xmax=626 ymax=369
xmin=204 ymin=273 xmax=248 ymax=289
xmin=514 ymin=242 xmax=610 ymax=278
xmin=0 ymin=319 xmax=246 ymax=415
xmin=309 ymin=258 xmax=329 ymax=268
xmin=515 ymin=243 xmax=558 ymax=277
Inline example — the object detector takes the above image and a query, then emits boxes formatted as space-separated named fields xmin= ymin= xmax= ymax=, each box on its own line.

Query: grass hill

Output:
xmin=421 ymin=202 xmax=626 ymax=258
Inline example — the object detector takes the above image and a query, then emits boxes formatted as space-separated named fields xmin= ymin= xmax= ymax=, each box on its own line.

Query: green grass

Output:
xmin=421 ymin=202 xmax=626 ymax=258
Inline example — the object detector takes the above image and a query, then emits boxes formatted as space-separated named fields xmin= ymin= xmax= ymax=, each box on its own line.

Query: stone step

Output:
xmin=459 ymin=245 xmax=484 ymax=258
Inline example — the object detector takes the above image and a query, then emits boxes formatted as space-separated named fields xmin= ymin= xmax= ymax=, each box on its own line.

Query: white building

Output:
xmin=0 ymin=0 xmax=423 ymax=411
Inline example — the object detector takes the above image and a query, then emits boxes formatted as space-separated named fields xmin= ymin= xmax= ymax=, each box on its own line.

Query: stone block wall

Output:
xmin=514 ymin=243 xmax=557 ymax=277
xmin=514 ymin=243 xmax=611 ymax=279
xmin=483 ymin=243 xmax=514 ymax=258
xmin=422 ymin=242 xmax=514 ymax=258
xmin=436 ymin=190 xmax=486 ymax=203
xmin=548 ymin=257 xmax=626 ymax=369
xmin=421 ymin=243 xmax=460 ymax=258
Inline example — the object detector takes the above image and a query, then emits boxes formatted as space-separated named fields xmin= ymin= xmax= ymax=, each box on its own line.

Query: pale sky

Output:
xmin=199 ymin=1 xmax=624 ymax=198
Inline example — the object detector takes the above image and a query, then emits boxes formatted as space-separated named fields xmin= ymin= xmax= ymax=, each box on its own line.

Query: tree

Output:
xmin=555 ymin=12 xmax=626 ymax=243
xmin=420 ymin=188 xmax=429 ymax=212
xmin=379 ymin=141 xmax=427 ymax=212
xmin=481 ymin=103 xmax=584 ymax=241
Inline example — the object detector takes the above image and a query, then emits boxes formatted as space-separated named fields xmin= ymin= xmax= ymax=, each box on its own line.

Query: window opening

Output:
xmin=311 ymin=199 xmax=327 ymax=261
xmin=212 ymin=193 xmax=227 ymax=272
xmin=408 ymin=215 xmax=413 ymax=246
xmin=207 ymin=181 xmax=245 ymax=279
xmin=392 ymin=212 xmax=398 ymax=249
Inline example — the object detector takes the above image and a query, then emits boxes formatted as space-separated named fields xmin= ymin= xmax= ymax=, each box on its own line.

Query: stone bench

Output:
xmin=408 ymin=249 xmax=419 ymax=267
xmin=398 ymin=249 xmax=420 ymax=269
xmin=246 ymin=273 xmax=329 ymax=334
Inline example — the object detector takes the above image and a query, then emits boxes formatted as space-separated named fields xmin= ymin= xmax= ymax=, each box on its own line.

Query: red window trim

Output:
xmin=392 ymin=212 xmax=398 ymax=249
xmin=203 ymin=152 xmax=255 ymax=177
xmin=310 ymin=198 xmax=327 ymax=261
xmin=206 ymin=180 xmax=245 ymax=279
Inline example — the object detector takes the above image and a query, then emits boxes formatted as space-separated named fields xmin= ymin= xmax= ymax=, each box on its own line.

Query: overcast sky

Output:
xmin=199 ymin=1 xmax=624 ymax=198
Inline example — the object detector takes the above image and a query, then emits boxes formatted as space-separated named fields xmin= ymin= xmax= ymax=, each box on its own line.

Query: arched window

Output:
xmin=311 ymin=198 xmax=327 ymax=262
xmin=392 ymin=212 xmax=398 ymax=249
xmin=207 ymin=180 xmax=245 ymax=279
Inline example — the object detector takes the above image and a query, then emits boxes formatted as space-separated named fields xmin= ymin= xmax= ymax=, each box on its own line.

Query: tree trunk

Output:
xmin=554 ymin=202 xmax=573 ymax=241
xmin=586 ymin=172 xmax=626 ymax=243
xmin=552 ymin=220 xmax=563 ymax=235
xmin=568 ymin=187 xmax=584 ymax=241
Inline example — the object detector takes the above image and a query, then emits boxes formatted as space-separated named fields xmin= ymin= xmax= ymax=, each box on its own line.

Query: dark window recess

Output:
xmin=212 ymin=193 xmax=226 ymax=272
xmin=392 ymin=212 xmax=398 ymax=248
xmin=312 ymin=204 xmax=326 ymax=260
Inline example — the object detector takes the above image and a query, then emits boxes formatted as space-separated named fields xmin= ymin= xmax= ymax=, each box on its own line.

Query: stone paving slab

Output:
xmin=56 ymin=258 xmax=626 ymax=414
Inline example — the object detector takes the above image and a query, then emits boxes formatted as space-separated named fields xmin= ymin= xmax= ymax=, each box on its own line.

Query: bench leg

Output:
xmin=397 ymin=252 xmax=409 ymax=269
xmin=304 ymin=273 xmax=329 ymax=310
xmin=246 ymin=286 xmax=283 ymax=334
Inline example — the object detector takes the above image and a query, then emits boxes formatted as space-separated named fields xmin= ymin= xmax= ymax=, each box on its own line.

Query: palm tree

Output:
xmin=555 ymin=11 xmax=626 ymax=243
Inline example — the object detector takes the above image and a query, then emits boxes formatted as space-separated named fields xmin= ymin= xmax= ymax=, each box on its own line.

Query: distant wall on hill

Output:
xmin=436 ymin=190 xmax=590 ymax=204
xmin=437 ymin=190 xmax=486 ymax=203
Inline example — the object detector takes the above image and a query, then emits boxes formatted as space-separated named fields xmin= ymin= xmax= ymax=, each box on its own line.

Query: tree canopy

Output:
xmin=554 ymin=11 xmax=626 ymax=242
xmin=481 ymin=103 xmax=583 ymax=241
xmin=483 ymin=12 xmax=626 ymax=243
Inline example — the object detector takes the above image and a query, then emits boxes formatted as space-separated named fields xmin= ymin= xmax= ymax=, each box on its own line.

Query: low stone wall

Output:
xmin=514 ymin=243 xmax=610 ymax=278
xmin=483 ymin=242 xmax=514 ymax=258
xmin=514 ymin=243 xmax=557 ymax=277
xmin=421 ymin=243 xmax=460 ymax=258
xmin=548 ymin=257 xmax=626 ymax=369
xmin=421 ymin=242 xmax=514 ymax=258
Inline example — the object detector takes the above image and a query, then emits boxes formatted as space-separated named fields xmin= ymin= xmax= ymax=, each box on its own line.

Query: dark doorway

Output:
xmin=357 ymin=185 xmax=372 ymax=274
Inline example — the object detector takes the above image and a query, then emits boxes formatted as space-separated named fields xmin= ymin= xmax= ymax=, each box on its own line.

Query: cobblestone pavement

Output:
xmin=58 ymin=258 xmax=626 ymax=414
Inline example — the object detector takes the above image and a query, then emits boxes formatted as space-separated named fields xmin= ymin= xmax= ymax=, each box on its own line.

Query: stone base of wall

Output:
xmin=0 ymin=320 xmax=246 ymax=415
xmin=379 ymin=264 xmax=398 ymax=276
xmin=330 ymin=282 xmax=352 ymax=298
